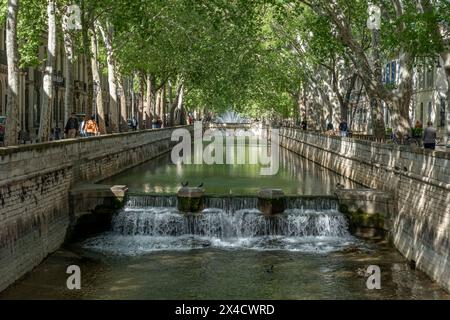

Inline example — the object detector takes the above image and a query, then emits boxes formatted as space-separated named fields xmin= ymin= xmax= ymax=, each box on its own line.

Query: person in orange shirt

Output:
xmin=85 ymin=116 xmax=99 ymax=137
xmin=415 ymin=120 xmax=423 ymax=129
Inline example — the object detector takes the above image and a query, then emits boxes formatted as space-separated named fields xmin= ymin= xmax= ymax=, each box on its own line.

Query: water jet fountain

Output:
xmin=215 ymin=110 xmax=249 ymax=124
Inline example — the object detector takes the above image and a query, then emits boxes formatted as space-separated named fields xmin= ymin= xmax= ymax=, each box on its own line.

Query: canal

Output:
xmin=1 ymin=143 xmax=448 ymax=299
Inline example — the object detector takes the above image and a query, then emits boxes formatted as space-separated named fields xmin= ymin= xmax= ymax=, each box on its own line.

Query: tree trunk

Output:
xmin=90 ymin=30 xmax=106 ymax=134
xmin=440 ymin=53 xmax=450 ymax=147
xmin=369 ymin=29 xmax=386 ymax=139
xmin=169 ymin=82 xmax=184 ymax=126
xmin=388 ymin=49 xmax=414 ymax=139
xmin=81 ymin=0 xmax=93 ymax=117
xmin=349 ymin=83 xmax=364 ymax=130
xmin=38 ymin=0 xmax=56 ymax=142
xmin=62 ymin=10 xmax=74 ymax=128
xmin=139 ymin=73 xmax=145 ymax=130
xmin=4 ymin=0 xmax=20 ymax=146
xmin=161 ymin=85 xmax=166 ymax=128
xmin=97 ymin=22 xmax=118 ymax=133
xmin=130 ymin=74 xmax=135 ymax=119
xmin=370 ymin=97 xmax=386 ymax=140
xmin=117 ymin=74 xmax=128 ymax=132
xmin=155 ymin=90 xmax=161 ymax=119
xmin=340 ymin=73 xmax=357 ymax=123
xmin=146 ymin=74 xmax=153 ymax=128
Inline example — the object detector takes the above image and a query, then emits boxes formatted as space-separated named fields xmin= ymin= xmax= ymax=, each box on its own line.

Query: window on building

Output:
xmin=440 ymin=98 xmax=446 ymax=128
xmin=25 ymin=87 xmax=29 ymax=131
xmin=422 ymin=69 xmax=427 ymax=89
xmin=385 ymin=63 xmax=390 ymax=84
xmin=0 ymin=29 xmax=4 ymax=51
xmin=427 ymin=67 xmax=434 ymax=89
xmin=60 ymin=44 xmax=64 ymax=75
xmin=59 ymin=98 xmax=64 ymax=122
xmin=0 ymin=81 xmax=3 ymax=115
xmin=420 ymin=102 xmax=424 ymax=123
xmin=78 ymin=58 xmax=81 ymax=81
xmin=34 ymin=90 xmax=40 ymax=127
xmin=82 ymin=56 xmax=86 ymax=82
xmin=391 ymin=61 xmax=396 ymax=83
xmin=428 ymin=101 xmax=432 ymax=122
xmin=53 ymin=99 xmax=58 ymax=125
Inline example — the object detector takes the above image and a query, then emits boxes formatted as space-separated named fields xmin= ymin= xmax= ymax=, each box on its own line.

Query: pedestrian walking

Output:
xmin=85 ymin=116 xmax=99 ymax=137
xmin=423 ymin=121 xmax=437 ymax=150
xmin=339 ymin=119 xmax=348 ymax=137
xmin=79 ymin=115 xmax=86 ymax=137
xmin=301 ymin=120 xmax=307 ymax=130
xmin=65 ymin=112 xmax=79 ymax=139
xmin=131 ymin=117 xmax=138 ymax=131
xmin=327 ymin=122 xmax=334 ymax=132
xmin=49 ymin=128 xmax=55 ymax=141
xmin=415 ymin=120 xmax=423 ymax=129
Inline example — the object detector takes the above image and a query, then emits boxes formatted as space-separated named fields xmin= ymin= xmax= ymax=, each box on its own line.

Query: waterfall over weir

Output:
xmin=125 ymin=194 xmax=339 ymax=212
xmin=82 ymin=194 xmax=356 ymax=255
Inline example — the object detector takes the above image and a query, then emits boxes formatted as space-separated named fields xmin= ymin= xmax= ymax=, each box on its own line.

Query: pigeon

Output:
xmin=181 ymin=181 xmax=189 ymax=187
xmin=197 ymin=182 xmax=204 ymax=188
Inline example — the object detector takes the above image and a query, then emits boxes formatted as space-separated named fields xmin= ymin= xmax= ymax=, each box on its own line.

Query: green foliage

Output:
xmin=4 ymin=0 xmax=450 ymax=120
xmin=18 ymin=0 xmax=46 ymax=68
xmin=0 ymin=0 xmax=6 ymax=24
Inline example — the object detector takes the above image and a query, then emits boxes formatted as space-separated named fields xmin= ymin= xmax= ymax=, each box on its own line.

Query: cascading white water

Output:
xmin=82 ymin=199 xmax=356 ymax=255
xmin=112 ymin=208 xmax=348 ymax=238
xmin=215 ymin=110 xmax=249 ymax=124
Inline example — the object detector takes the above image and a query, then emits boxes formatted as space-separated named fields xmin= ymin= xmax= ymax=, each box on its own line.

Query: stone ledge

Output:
xmin=0 ymin=125 xmax=193 ymax=156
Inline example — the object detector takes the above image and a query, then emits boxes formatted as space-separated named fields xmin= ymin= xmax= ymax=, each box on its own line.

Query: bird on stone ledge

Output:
xmin=265 ymin=265 xmax=274 ymax=273
xmin=181 ymin=181 xmax=189 ymax=187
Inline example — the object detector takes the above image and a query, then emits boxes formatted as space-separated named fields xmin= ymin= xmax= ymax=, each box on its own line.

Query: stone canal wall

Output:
xmin=279 ymin=127 xmax=450 ymax=292
xmin=0 ymin=126 xmax=191 ymax=291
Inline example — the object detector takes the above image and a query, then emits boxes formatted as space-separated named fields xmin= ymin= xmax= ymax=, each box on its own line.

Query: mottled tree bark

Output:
xmin=169 ymin=82 xmax=184 ymax=126
xmin=62 ymin=10 xmax=74 ymax=128
xmin=38 ymin=0 xmax=57 ymax=142
xmin=90 ymin=31 xmax=106 ymax=134
xmin=146 ymin=74 xmax=154 ymax=128
xmin=81 ymin=0 xmax=93 ymax=117
xmin=117 ymin=74 xmax=128 ymax=132
xmin=97 ymin=22 xmax=119 ymax=133
xmin=4 ymin=0 xmax=19 ymax=146
xmin=139 ymin=73 xmax=145 ymax=130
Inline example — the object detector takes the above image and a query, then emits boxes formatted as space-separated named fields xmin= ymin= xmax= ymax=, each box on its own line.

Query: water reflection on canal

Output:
xmin=100 ymin=147 xmax=358 ymax=195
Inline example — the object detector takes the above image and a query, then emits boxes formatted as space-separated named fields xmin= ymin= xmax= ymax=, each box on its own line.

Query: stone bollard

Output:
xmin=257 ymin=188 xmax=285 ymax=215
xmin=177 ymin=187 xmax=205 ymax=213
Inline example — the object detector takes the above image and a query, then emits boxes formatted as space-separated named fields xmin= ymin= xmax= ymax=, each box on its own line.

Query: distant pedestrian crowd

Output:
xmin=62 ymin=113 xmax=99 ymax=140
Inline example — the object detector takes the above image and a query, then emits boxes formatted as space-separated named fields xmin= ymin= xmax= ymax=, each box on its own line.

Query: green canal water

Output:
xmin=100 ymin=147 xmax=357 ymax=195
xmin=1 ymin=144 xmax=449 ymax=300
